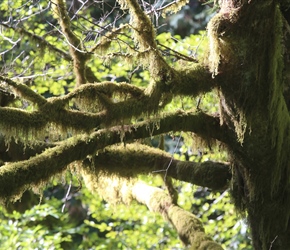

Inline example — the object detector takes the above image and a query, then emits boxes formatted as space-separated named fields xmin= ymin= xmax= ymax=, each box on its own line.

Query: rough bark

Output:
xmin=207 ymin=0 xmax=290 ymax=248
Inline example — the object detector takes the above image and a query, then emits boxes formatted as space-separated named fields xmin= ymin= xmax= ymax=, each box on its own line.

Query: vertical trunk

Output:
xmin=208 ymin=1 xmax=290 ymax=249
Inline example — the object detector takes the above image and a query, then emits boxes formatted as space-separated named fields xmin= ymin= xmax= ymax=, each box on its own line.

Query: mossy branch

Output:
xmin=0 ymin=106 xmax=104 ymax=140
xmin=173 ymin=64 xmax=215 ymax=96
xmin=154 ymin=0 xmax=189 ymax=16
xmin=90 ymin=24 xmax=132 ymax=55
xmin=84 ymin=143 xmax=231 ymax=191
xmin=81 ymin=167 xmax=223 ymax=249
xmin=133 ymin=182 xmax=222 ymax=249
xmin=0 ymin=101 xmax=232 ymax=145
xmin=164 ymin=176 xmax=178 ymax=204
xmin=0 ymin=76 xmax=46 ymax=106
xmin=167 ymin=205 xmax=223 ymax=249
xmin=120 ymin=0 xmax=157 ymax=49
xmin=52 ymin=0 xmax=89 ymax=85
xmin=64 ymin=82 xmax=145 ymax=101
xmin=0 ymin=133 xmax=98 ymax=202
xmin=0 ymin=135 xmax=55 ymax=162
xmin=118 ymin=0 xmax=175 ymax=84
xmin=0 ymin=108 xmax=46 ymax=141
xmin=0 ymin=63 xmax=216 ymax=139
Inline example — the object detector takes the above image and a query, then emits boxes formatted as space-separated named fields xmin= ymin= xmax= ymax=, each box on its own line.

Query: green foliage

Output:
xmin=0 ymin=202 xmax=72 ymax=249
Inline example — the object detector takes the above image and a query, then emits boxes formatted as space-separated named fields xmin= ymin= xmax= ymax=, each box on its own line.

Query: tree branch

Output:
xmin=52 ymin=0 xmax=90 ymax=85
xmin=0 ymin=103 xmax=232 ymax=144
xmin=64 ymin=81 xmax=145 ymax=102
xmin=173 ymin=64 xmax=215 ymax=96
xmin=0 ymin=135 xmax=55 ymax=162
xmin=0 ymin=76 xmax=47 ymax=106
xmin=146 ymin=0 xmax=188 ymax=16
xmin=81 ymin=168 xmax=223 ymax=249
xmin=133 ymin=182 xmax=223 ymax=249
xmin=84 ymin=143 xmax=231 ymax=190
xmin=118 ymin=0 xmax=177 ymax=96
xmin=0 ymin=62 xmax=217 ymax=140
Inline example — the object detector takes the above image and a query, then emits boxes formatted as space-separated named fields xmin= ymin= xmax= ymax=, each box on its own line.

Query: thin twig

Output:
xmin=153 ymin=133 xmax=183 ymax=182
xmin=62 ymin=180 xmax=72 ymax=213
xmin=269 ymin=235 xmax=278 ymax=250
xmin=158 ymin=43 xmax=198 ymax=62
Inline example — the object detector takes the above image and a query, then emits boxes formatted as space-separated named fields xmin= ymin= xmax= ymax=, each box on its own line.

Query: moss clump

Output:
xmin=82 ymin=170 xmax=135 ymax=205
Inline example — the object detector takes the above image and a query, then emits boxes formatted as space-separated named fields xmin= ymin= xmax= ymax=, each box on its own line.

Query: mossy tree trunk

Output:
xmin=208 ymin=0 xmax=290 ymax=248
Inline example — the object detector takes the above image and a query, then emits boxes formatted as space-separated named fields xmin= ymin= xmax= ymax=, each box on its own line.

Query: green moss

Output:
xmin=168 ymin=206 xmax=223 ymax=249
xmin=160 ymin=0 xmax=189 ymax=17
xmin=0 ymin=108 xmax=47 ymax=142
xmin=267 ymin=6 xmax=290 ymax=195
xmin=213 ymin=4 xmax=290 ymax=247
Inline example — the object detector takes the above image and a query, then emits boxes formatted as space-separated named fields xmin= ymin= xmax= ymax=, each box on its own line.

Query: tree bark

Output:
xmin=208 ymin=1 xmax=290 ymax=248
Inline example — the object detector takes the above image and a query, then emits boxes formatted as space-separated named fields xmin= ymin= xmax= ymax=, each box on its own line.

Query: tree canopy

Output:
xmin=0 ymin=0 xmax=290 ymax=249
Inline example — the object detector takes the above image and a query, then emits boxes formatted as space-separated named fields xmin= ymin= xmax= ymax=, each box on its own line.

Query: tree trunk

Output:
xmin=208 ymin=1 xmax=290 ymax=249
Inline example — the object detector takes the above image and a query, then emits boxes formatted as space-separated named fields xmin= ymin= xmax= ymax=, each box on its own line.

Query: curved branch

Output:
xmin=64 ymin=82 xmax=145 ymax=101
xmin=0 ymin=104 xmax=231 ymax=143
xmin=0 ymin=76 xmax=47 ymax=106
xmin=0 ymin=62 xmax=217 ymax=138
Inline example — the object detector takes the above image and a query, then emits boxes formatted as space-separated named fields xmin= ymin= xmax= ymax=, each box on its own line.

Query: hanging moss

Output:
xmin=207 ymin=10 xmax=239 ymax=77
xmin=160 ymin=0 xmax=189 ymax=18
xmin=0 ymin=108 xmax=47 ymax=142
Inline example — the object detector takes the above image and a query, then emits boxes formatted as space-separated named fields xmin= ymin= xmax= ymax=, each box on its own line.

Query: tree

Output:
xmin=0 ymin=0 xmax=290 ymax=249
